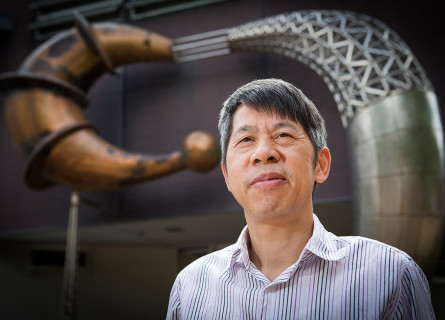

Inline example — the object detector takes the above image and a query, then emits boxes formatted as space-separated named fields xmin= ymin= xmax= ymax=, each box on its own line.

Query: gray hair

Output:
xmin=218 ymin=79 xmax=327 ymax=167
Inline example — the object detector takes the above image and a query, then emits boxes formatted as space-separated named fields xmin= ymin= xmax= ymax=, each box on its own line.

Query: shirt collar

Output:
xmin=229 ymin=225 xmax=251 ymax=270
xmin=228 ymin=214 xmax=347 ymax=272
xmin=304 ymin=214 xmax=348 ymax=261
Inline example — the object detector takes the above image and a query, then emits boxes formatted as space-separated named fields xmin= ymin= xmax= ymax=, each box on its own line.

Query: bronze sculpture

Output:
xmin=0 ymin=14 xmax=220 ymax=191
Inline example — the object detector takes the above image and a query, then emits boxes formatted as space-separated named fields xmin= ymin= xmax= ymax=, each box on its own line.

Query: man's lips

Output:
xmin=250 ymin=172 xmax=286 ymax=188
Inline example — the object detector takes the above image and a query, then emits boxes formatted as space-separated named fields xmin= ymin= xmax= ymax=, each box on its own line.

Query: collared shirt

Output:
xmin=166 ymin=215 xmax=435 ymax=319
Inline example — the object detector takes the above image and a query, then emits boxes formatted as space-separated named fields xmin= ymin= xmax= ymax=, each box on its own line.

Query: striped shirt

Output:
xmin=167 ymin=215 xmax=435 ymax=319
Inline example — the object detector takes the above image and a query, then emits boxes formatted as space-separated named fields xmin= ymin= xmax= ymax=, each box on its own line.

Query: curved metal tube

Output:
xmin=0 ymin=15 xmax=220 ymax=190
xmin=349 ymin=90 xmax=443 ymax=276
xmin=172 ymin=10 xmax=444 ymax=276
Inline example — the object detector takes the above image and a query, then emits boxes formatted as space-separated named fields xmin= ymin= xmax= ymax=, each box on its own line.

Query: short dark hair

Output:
xmin=218 ymin=78 xmax=327 ymax=167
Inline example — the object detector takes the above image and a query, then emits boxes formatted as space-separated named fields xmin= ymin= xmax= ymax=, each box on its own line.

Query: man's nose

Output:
xmin=251 ymin=139 xmax=280 ymax=164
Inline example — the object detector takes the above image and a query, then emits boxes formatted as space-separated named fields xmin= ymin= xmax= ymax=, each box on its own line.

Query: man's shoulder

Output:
xmin=333 ymin=234 xmax=413 ymax=264
xmin=177 ymin=243 xmax=238 ymax=280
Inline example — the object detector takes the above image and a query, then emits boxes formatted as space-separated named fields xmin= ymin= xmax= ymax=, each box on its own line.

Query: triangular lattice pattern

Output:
xmin=228 ymin=11 xmax=432 ymax=126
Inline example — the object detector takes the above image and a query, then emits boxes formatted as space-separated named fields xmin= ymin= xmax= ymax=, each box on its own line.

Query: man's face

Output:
xmin=221 ymin=104 xmax=330 ymax=225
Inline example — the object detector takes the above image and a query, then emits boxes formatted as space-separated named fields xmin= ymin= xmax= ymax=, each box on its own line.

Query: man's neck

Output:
xmin=246 ymin=212 xmax=314 ymax=282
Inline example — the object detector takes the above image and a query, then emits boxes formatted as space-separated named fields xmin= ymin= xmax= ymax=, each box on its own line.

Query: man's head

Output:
xmin=218 ymin=79 xmax=330 ymax=221
xmin=218 ymin=79 xmax=327 ymax=168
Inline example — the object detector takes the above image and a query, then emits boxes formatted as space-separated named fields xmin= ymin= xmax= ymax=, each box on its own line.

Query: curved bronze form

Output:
xmin=0 ymin=15 xmax=220 ymax=191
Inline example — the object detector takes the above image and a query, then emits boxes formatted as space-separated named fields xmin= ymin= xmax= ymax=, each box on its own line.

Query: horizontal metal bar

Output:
xmin=128 ymin=0 xmax=226 ymax=21
xmin=171 ymin=27 xmax=232 ymax=63
xmin=172 ymin=35 xmax=227 ymax=51
xmin=34 ymin=0 xmax=121 ymax=22
xmin=174 ymin=48 xmax=231 ymax=63
xmin=174 ymin=28 xmax=230 ymax=44
xmin=173 ymin=42 xmax=229 ymax=58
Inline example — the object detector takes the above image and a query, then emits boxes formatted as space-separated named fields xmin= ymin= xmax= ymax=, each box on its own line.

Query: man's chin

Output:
xmin=249 ymin=200 xmax=284 ymax=217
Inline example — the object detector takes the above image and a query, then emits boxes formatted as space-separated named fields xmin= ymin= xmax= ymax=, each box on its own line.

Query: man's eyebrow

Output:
xmin=232 ymin=121 xmax=299 ymax=137
xmin=272 ymin=120 xmax=299 ymax=131
xmin=232 ymin=125 xmax=255 ymax=136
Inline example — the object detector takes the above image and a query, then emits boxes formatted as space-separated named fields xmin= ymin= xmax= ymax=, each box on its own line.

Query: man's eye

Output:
xmin=278 ymin=133 xmax=291 ymax=138
xmin=240 ymin=137 xmax=252 ymax=143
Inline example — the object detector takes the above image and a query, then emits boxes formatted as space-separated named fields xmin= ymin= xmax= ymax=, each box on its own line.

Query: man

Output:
xmin=167 ymin=79 xmax=435 ymax=319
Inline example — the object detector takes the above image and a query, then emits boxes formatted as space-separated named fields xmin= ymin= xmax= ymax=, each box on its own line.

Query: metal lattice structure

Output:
xmin=173 ymin=10 xmax=433 ymax=126
xmin=172 ymin=10 xmax=444 ymax=277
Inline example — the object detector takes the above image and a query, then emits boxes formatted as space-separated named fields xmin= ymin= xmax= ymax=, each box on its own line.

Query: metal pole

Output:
xmin=61 ymin=190 xmax=80 ymax=320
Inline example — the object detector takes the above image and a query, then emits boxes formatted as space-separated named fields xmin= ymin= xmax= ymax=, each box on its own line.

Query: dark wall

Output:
xmin=0 ymin=0 xmax=444 ymax=232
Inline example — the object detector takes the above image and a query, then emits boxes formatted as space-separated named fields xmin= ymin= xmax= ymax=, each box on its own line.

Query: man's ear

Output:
xmin=221 ymin=162 xmax=231 ymax=192
xmin=315 ymin=147 xmax=331 ymax=184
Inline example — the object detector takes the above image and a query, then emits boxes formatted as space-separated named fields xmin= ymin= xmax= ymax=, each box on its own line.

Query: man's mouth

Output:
xmin=251 ymin=172 xmax=286 ymax=188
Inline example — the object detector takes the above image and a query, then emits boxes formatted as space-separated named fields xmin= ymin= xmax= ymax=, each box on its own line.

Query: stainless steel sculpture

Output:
xmin=173 ymin=10 xmax=444 ymax=276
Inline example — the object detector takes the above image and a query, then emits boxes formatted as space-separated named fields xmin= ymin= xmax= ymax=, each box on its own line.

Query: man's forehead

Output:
xmin=231 ymin=105 xmax=299 ymax=129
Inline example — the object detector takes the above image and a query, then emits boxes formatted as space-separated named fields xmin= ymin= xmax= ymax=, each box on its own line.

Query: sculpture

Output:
xmin=0 ymin=14 xmax=220 ymax=191
xmin=172 ymin=10 xmax=444 ymax=276
xmin=0 ymin=10 xmax=442 ymax=278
